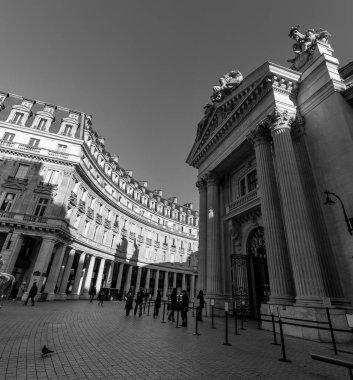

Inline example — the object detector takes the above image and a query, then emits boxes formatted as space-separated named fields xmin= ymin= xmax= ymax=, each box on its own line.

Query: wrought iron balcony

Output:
xmin=96 ymin=213 xmax=103 ymax=225
xmin=104 ymin=219 xmax=111 ymax=229
xmin=86 ymin=207 xmax=94 ymax=219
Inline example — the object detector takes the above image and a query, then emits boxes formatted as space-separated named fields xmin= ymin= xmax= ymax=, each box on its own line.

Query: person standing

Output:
xmin=168 ymin=288 xmax=177 ymax=322
xmin=154 ymin=290 xmax=162 ymax=317
xmin=24 ymin=281 xmax=38 ymax=306
xmin=89 ymin=285 xmax=96 ymax=303
xmin=180 ymin=290 xmax=189 ymax=327
xmin=134 ymin=287 xmax=144 ymax=317
xmin=196 ymin=290 xmax=205 ymax=321
xmin=125 ymin=288 xmax=133 ymax=316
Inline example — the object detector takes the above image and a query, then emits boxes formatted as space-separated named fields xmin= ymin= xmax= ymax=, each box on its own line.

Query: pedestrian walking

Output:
xmin=134 ymin=287 xmax=144 ymax=317
xmin=89 ymin=285 xmax=96 ymax=303
xmin=168 ymin=288 xmax=177 ymax=322
xmin=154 ymin=290 xmax=162 ymax=317
xmin=125 ymin=288 xmax=133 ymax=316
xmin=16 ymin=281 xmax=26 ymax=302
xmin=98 ymin=288 xmax=106 ymax=306
xmin=180 ymin=290 xmax=189 ymax=327
xmin=24 ymin=281 xmax=38 ymax=306
xmin=196 ymin=290 xmax=205 ymax=321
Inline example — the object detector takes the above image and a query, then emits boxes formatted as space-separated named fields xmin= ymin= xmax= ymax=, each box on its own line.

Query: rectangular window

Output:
xmin=15 ymin=164 xmax=30 ymax=179
xmin=0 ymin=193 xmax=15 ymax=211
xmin=247 ymin=171 xmax=257 ymax=192
xmin=37 ymin=118 xmax=47 ymax=130
xmin=34 ymin=198 xmax=49 ymax=216
xmin=63 ymin=124 xmax=73 ymax=136
xmin=13 ymin=112 xmax=23 ymax=125
xmin=240 ymin=178 xmax=246 ymax=196
xmin=57 ymin=144 xmax=67 ymax=153
xmin=29 ymin=138 xmax=40 ymax=147
xmin=44 ymin=169 xmax=60 ymax=185
xmin=3 ymin=132 xmax=15 ymax=142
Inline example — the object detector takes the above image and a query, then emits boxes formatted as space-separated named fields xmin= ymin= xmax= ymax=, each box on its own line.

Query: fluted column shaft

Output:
xmin=145 ymin=268 xmax=151 ymax=292
xmin=163 ymin=270 xmax=169 ymax=300
xmin=248 ymin=126 xmax=294 ymax=305
xmin=45 ymin=244 xmax=67 ymax=299
xmin=206 ymin=172 xmax=222 ymax=297
xmin=82 ymin=255 xmax=96 ymax=295
xmin=58 ymin=249 xmax=76 ymax=296
xmin=116 ymin=263 xmax=124 ymax=291
xmin=292 ymin=120 xmax=344 ymax=302
xmin=196 ymin=178 xmax=207 ymax=293
xmin=95 ymin=258 xmax=105 ymax=293
xmin=269 ymin=110 xmax=325 ymax=306
xmin=71 ymin=252 xmax=86 ymax=297
xmin=154 ymin=270 xmax=160 ymax=298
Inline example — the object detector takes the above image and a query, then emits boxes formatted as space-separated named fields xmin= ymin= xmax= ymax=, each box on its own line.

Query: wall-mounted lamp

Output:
xmin=324 ymin=190 xmax=353 ymax=236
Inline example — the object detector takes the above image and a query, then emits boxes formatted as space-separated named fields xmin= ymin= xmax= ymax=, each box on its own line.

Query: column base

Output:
xmin=55 ymin=293 xmax=68 ymax=301
xmin=261 ymin=303 xmax=353 ymax=343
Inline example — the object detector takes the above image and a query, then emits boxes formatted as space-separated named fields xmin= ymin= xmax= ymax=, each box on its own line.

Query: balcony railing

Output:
xmin=227 ymin=189 xmax=259 ymax=214
xmin=104 ymin=219 xmax=111 ymax=229
xmin=96 ymin=213 xmax=103 ymax=225
xmin=86 ymin=207 xmax=94 ymax=219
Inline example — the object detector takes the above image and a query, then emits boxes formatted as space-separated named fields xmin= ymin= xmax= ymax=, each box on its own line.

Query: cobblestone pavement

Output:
xmin=1 ymin=300 xmax=353 ymax=379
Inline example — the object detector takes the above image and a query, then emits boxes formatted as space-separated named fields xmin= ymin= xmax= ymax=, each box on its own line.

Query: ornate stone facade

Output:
xmin=0 ymin=92 xmax=199 ymax=303
xmin=187 ymin=27 xmax=353 ymax=341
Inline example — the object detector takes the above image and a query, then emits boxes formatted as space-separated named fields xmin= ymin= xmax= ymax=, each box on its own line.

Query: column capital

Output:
xmin=196 ymin=177 xmax=207 ymax=192
xmin=205 ymin=171 xmax=218 ymax=186
xmin=247 ymin=123 xmax=272 ymax=147
xmin=267 ymin=108 xmax=295 ymax=135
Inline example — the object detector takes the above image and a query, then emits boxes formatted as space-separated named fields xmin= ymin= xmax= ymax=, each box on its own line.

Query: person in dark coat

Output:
xmin=154 ymin=290 xmax=162 ymax=317
xmin=134 ymin=287 xmax=144 ymax=317
xmin=180 ymin=290 xmax=189 ymax=327
xmin=168 ymin=288 xmax=177 ymax=322
xmin=125 ymin=288 xmax=133 ymax=316
xmin=89 ymin=285 xmax=96 ymax=303
xmin=196 ymin=290 xmax=205 ymax=321
xmin=24 ymin=281 xmax=38 ymax=306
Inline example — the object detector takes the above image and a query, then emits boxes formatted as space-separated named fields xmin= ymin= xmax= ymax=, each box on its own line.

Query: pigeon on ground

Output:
xmin=42 ymin=345 xmax=54 ymax=357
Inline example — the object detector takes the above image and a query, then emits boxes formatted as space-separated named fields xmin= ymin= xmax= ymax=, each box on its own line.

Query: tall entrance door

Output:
xmin=231 ymin=227 xmax=270 ymax=317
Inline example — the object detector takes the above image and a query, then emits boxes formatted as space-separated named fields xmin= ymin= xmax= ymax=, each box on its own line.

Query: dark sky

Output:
xmin=0 ymin=0 xmax=352 ymax=209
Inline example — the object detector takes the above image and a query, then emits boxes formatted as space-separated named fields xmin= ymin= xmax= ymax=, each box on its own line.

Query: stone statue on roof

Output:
xmin=288 ymin=25 xmax=331 ymax=71
xmin=211 ymin=70 xmax=243 ymax=102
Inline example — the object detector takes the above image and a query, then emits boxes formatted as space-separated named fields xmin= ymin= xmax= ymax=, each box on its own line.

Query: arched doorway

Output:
xmin=247 ymin=227 xmax=270 ymax=314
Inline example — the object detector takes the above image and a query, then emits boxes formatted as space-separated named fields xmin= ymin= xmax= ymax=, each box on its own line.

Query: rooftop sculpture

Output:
xmin=288 ymin=25 xmax=331 ymax=71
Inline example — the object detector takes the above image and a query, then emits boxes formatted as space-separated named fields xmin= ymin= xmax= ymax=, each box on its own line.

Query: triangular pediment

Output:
xmin=186 ymin=62 xmax=300 ymax=168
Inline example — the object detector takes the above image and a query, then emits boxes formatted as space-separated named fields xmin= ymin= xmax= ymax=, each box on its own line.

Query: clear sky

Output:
xmin=0 ymin=0 xmax=352 ymax=210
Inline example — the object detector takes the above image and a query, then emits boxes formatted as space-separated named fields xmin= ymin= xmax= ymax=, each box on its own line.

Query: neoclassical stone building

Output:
xmin=0 ymin=92 xmax=199 ymax=302
xmin=187 ymin=26 xmax=353 ymax=339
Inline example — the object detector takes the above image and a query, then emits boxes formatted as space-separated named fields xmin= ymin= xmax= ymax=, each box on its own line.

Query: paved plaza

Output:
xmin=0 ymin=300 xmax=352 ymax=379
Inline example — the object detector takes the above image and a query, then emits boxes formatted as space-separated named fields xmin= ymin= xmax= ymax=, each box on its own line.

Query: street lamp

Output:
xmin=324 ymin=190 xmax=353 ymax=235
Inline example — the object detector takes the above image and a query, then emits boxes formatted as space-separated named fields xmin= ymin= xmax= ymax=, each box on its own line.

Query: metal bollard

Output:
xmin=193 ymin=311 xmax=200 ymax=336
xmin=161 ymin=302 xmax=166 ymax=323
xmin=234 ymin=306 xmax=240 ymax=335
xmin=278 ymin=319 xmax=291 ymax=363
xmin=271 ymin=313 xmax=279 ymax=345
xmin=222 ymin=311 xmax=232 ymax=346
xmin=326 ymin=307 xmax=338 ymax=356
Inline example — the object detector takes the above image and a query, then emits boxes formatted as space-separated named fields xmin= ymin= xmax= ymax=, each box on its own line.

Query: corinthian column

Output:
xmin=206 ymin=171 xmax=222 ymax=297
xmin=247 ymin=125 xmax=294 ymax=305
xmin=268 ymin=109 xmax=326 ymax=306
xmin=196 ymin=178 xmax=207 ymax=293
